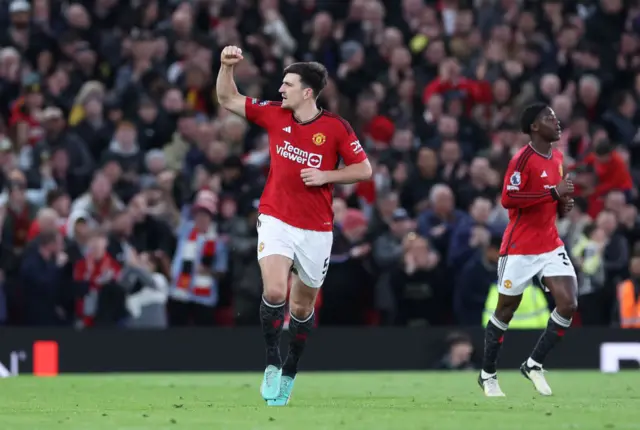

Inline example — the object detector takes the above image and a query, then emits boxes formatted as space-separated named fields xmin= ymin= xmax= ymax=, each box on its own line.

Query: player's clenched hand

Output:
xmin=220 ymin=46 xmax=243 ymax=66
xmin=300 ymin=168 xmax=328 ymax=186
xmin=556 ymin=174 xmax=574 ymax=197
xmin=561 ymin=197 xmax=575 ymax=215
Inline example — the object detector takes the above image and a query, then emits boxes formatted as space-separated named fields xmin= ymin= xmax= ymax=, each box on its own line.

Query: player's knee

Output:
xmin=494 ymin=307 xmax=516 ymax=324
xmin=556 ymin=296 xmax=578 ymax=317
xmin=289 ymin=298 xmax=313 ymax=321
xmin=494 ymin=297 xmax=521 ymax=323
xmin=263 ymin=283 xmax=288 ymax=305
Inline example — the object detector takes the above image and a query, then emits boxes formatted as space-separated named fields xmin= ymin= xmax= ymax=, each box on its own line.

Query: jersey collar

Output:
xmin=293 ymin=108 xmax=323 ymax=125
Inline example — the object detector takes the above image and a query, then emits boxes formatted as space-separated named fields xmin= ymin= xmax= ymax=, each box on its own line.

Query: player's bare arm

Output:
xmin=216 ymin=45 xmax=247 ymax=118
xmin=300 ymin=159 xmax=372 ymax=187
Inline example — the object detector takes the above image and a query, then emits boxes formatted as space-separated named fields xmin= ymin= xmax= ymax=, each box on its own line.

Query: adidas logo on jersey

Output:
xmin=283 ymin=126 xmax=291 ymax=133
xmin=540 ymin=171 xmax=548 ymax=178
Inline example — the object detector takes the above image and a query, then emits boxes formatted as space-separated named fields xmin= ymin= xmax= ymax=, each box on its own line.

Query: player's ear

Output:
xmin=530 ymin=122 xmax=539 ymax=132
xmin=304 ymin=87 xmax=313 ymax=100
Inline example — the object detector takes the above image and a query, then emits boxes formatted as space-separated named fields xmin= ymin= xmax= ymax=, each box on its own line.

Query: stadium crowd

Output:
xmin=0 ymin=0 xmax=638 ymax=328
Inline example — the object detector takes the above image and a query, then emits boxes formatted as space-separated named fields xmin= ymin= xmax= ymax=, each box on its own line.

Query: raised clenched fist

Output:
xmin=220 ymin=45 xmax=244 ymax=66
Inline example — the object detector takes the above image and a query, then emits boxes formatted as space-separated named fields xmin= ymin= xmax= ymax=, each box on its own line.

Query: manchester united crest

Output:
xmin=258 ymin=242 xmax=265 ymax=253
xmin=504 ymin=280 xmax=512 ymax=289
xmin=312 ymin=133 xmax=326 ymax=146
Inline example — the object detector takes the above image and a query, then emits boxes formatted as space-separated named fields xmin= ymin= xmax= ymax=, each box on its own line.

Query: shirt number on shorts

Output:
xmin=558 ymin=252 xmax=570 ymax=266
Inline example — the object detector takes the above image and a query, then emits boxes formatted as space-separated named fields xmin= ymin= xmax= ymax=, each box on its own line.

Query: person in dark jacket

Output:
xmin=453 ymin=234 xmax=501 ymax=326
xmin=20 ymin=230 xmax=67 ymax=326
xmin=448 ymin=196 xmax=505 ymax=271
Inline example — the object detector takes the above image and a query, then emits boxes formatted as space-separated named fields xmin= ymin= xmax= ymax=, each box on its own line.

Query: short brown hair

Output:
xmin=283 ymin=62 xmax=328 ymax=97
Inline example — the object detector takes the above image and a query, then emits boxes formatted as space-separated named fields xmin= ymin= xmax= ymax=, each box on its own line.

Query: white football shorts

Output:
xmin=256 ymin=214 xmax=333 ymax=289
xmin=497 ymin=245 xmax=577 ymax=296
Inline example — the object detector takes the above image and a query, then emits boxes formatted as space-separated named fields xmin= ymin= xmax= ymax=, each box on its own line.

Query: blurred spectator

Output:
xmin=322 ymin=208 xmax=373 ymax=325
xmin=169 ymin=190 xmax=228 ymax=326
xmin=433 ymin=332 xmax=475 ymax=371
xmin=572 ymin=224 xmax=607 ymax=326
xmin=20 ymin=230 xmax=67 ymax=325
xmin=454 ymin=234 xmax=502 ymax=326
xmin=614 ymin=253 xmax=640 ymax=328
xmin=391 ymin=233 xmax=445 ymax=326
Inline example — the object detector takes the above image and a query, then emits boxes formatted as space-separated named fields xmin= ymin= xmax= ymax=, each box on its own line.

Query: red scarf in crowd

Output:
xmin=175 ymin=226 xmax=217 ymax=299
xmin=73 ymin=253 xmax=122 ymax=327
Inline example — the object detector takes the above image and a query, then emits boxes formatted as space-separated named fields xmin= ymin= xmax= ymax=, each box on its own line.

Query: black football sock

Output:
xmin=529 ymin=308 xmax=571 ymax=366
xmin=260 ymin=296 xmax=285 ymax=368
xmin=481 ymin=314 xmax=509 ymax=375
xmin=282 ymin=311 xmax=315 ymax=378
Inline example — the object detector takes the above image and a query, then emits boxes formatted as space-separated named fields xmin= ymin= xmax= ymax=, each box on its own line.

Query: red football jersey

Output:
xmin=245 ymin=98 xmax=368 ymax=231
xmin=500 ymin=145 xmax=565 ymax=255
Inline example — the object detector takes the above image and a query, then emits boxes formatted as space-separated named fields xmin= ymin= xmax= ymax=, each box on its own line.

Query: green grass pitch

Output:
xmin=0 ymin=371 xmax=638 ymax=429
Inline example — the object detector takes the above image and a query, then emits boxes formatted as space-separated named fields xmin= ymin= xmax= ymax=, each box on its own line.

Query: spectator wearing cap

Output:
xmin=32 ymin=105 xmax=94 ymax=190
xmin=1 ymin=1 xmax=53 ymax=66
xmin=453 ymin=234 xmax=502 ymax=326
xmin=372 ymin=207 xmax=416 ymax=323
xmin=169 ymin=190 xmax=228 ymax=326
xmin=372 ymin=207 xmax=415 ymax=277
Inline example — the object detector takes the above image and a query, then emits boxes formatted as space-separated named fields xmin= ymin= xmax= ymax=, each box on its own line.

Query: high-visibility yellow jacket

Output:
xmin=482 ymin=283 xmax=550 ymax=329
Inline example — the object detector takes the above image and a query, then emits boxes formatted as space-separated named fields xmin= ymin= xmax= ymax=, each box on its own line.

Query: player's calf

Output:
xmin=523 ymin=278 xmax=577 ymax=396
xmin=527 ymin=277 xmax=577 ymax=369
xmin=282 ymin=278 xmax=318 ymax=378
xmin=480 ymin=295 xmax=520 ymax=377
xmin=259 ymin=255 xmax=292 ymax=369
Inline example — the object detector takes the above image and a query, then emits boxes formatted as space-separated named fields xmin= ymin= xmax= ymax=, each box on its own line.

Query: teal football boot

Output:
xmin=260 ymin=365 xmax=282 ymax=400
xmin=266 ymin=375 xmax=295 ymax=406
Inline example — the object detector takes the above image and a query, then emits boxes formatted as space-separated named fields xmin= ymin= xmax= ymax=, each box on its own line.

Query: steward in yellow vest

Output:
xmin=483 ymin=283 xmax=550 ymax=329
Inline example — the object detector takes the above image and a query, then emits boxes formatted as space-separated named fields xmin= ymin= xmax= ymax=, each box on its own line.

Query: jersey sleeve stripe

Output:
xmin=324 ymin=111 xmax=354 ymax=134
xmin=506 ymin=191 xmax=551 ymax=198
